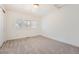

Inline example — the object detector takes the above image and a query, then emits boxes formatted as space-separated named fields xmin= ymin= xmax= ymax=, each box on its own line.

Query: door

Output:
xmin=0 ymin=8 xmax=5 ymax=47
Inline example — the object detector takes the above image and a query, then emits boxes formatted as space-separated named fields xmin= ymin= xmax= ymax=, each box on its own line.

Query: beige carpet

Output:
xmin=0 ymin=35 xmax=79 ymax=54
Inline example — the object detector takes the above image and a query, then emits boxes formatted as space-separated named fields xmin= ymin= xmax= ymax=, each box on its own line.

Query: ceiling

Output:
xmin=4 ymin=4 xmax=63 ymax=17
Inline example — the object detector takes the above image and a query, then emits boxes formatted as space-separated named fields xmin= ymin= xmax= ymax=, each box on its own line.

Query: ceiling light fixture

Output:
xmin=33 ymin=4 xmax=39 ymax=8
xmin=54 ymin=4 xmax=64 ymax=9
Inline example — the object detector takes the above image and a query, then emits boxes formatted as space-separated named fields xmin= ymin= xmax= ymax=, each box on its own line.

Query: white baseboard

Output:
xmin=41 ymin=33 xmax=57 ymax=41
xmin=6 ymin=32 xmax=79 ymax=47
xmin=41 ymin=33 xmax=79 ymax=47
xmin=7 ymin=33 xmax=41 ymax=40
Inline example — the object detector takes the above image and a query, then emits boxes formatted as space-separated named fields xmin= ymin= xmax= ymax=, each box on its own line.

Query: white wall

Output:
xmin=6 ymin=11 xmax=41 ymax=40
xmin=6 ymin=5 xmax=79 ymax=47
xmin=42 ymin=5 xmax=79 ymax=47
